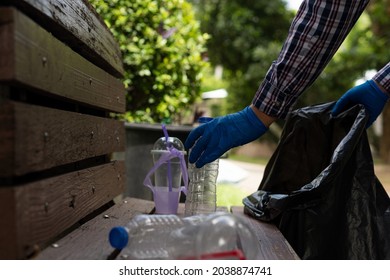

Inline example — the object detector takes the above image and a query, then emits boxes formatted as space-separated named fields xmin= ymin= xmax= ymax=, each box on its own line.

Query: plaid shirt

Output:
xmin=252 ymin=0 xmax=389 ymax=119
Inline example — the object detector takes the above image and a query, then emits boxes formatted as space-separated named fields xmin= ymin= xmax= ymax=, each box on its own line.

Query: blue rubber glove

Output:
xmin=185 ymin=106 xmax=268 ymax=168
xmin=332 ymin=80 xmax=389 ymax=127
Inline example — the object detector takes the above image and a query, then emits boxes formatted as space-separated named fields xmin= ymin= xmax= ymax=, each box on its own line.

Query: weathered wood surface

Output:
xmin=0 ymin=161 xmax=125 ymax=259
xmin=35 ymin=199 xmax=300 ymax=260
xmin=0 ymin=101 xmax=125 ymax=177
xmin=0 ymin=8 xmax=126 ymax=113
xmin=231 ymin=206 xmax=300 ymax=260
xmin=4 ymin=0 xmax=124 ymax=78
xmin=35 ymin=198 xmax=154 ymax=260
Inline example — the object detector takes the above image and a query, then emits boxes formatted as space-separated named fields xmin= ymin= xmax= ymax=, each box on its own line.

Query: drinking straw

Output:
xmin=162 ymin=124 xmax=173 ymax=192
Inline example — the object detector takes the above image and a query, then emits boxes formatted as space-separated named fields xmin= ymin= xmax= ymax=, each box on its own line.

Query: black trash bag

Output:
xmin=243 ymin=102 xmax=390 ymax=259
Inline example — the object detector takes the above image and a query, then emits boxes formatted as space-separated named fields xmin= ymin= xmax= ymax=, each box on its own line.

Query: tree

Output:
xmin=89 ymin=0 xmax=208 ymax=123
xmin=191 ymin=0 xmax=292 ymax=72
xmin=189 ymin=0 xmax=294 ymax=114
xmin=367 ymin=0 xmax=390 ymax=162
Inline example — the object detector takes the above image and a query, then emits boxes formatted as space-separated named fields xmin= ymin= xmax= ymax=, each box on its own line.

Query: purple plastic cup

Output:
xmin=144 ymin=135 xmax=188 ymax=214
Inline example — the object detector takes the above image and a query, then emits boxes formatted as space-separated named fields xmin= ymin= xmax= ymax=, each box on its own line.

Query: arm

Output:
xmin=185 ymin=0 xmax=372 ymax=167
xmin=253 ymin=0 xmax=370 ymax=120
xmin=373 ymin=62 xmax=390 ymax=95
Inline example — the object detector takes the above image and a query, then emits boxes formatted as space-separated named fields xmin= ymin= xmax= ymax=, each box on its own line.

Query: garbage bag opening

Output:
xmin=243 ymin=102 xmax=390 ymax=260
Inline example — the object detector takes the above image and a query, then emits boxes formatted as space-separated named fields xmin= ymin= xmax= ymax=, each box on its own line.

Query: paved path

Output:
xmin=375 ymin=164 xmax=390 ymax=195
xmin=217 ymin=159 xmax=265 ymax=195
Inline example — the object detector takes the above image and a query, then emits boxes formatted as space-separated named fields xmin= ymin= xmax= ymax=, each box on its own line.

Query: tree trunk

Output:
xmin=367 ymin=0 xmax=390 ymax=163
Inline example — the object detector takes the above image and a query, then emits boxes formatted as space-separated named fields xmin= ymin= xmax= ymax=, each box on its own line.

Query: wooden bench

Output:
xmin=34 ymin=197 xmax=300 ymax=260
xmin=0 ymin=0 xmax=299 ymax=260
xmin=0 ymin=0 xmax=126 ymax=259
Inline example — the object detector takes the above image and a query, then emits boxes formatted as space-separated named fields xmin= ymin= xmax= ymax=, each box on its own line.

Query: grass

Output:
xmin=215 ymin=153 xmax=265 ymax=209
xmin=216 ymin=183 xmax=251 ymax=209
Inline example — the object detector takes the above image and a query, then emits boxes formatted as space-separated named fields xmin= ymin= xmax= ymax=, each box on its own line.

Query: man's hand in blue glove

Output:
xmin=332 ymin=80 xmax=389 ymax=127
xmin=185 ymin=105 xmax=271 ymax=168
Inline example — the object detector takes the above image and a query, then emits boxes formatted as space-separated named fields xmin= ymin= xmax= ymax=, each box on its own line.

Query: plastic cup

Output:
xmin=151 ymin=149 xmax=184 ymax=214
xmin=153 ymin=188 xmax=181 ymax=214
xmin=151 ymin=150 xmax=183 ymax=190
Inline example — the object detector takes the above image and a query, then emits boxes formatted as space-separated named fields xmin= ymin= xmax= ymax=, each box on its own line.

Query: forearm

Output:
xmin=250 ymin=104 xmax=276 ymax=127
xmin=252 ymin=0 xmax=370 ymax=119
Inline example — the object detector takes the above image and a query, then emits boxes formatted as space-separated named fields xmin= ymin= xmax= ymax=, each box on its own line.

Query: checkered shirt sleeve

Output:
xmin=252 ymin=0 xmax=371 ymax=119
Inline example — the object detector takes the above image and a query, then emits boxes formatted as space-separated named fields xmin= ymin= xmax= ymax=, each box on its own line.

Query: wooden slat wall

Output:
xmin=4 ymin=0 xmax=124 ymax=78
xmin=0 ymin=161 xmax=125 ymax=259
xmin=0 ymin=101 xmax=125 ymax=177
xmin=0 ymin=1 xmax=127 ymax=259
xmin=35 ymin=198 xmax=155 ymax=260
xmin=0 ymin=8 xmax=126 ymax=113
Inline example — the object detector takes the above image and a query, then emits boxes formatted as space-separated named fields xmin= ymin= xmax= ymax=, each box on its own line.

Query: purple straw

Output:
xmin=162 ymin=124 xmax=173 ymax=192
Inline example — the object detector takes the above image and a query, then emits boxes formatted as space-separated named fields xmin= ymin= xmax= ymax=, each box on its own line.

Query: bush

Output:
xmin=89 ymin=0 xmax=209 ymax=123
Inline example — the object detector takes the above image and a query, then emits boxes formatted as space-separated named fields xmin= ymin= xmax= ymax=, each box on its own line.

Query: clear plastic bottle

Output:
xmin=193 ymin=212 xmax=261 ymax=260
xmin=108 ymin=212 xmax=260 ymax=260
xmin=109 ymin=214 xmax=203 ymax=259
xmin=185 ymin=117 xmax=219 ymax=216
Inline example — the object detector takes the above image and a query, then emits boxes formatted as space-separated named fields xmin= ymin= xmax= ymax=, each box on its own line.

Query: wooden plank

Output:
xmin=0 ymin=101 xmax=125 ymax=177
xmin=0 ymin=187 xmax=21 ymax=260
xmin=0 ymin=8 xmax=126 ymax=113
xmin=231 ymin=206 xmax=300 ymax=260
xmin=36 ymin=202 xmax=297 ymax=260
xmin=0 ymin=160 xmax=125 ymax=259
xmin=35 ymin=198 xmax=155 ymax=260
xmin=5 ymin=0 xmax=124 ymax=78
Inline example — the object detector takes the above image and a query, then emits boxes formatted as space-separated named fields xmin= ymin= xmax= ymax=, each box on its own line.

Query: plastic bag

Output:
xmin=243 ymin=102 xmax=390 ymax=259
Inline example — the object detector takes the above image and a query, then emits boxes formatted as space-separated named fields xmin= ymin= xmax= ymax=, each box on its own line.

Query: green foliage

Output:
xmin=189 ymin=0 xmax=294 ymax=115
xmin=191 ymin=0 xmax=294 ymax=72
xmin=198 ymin=66 xmax=230 ymax=116
xmin=225 ymin=42 xmax=283 ymax=113
xmin=366 ymin=0 xmax=390 ymax=70
xmin=89 ymin=0 xmax=209 ymax=123
xmin=199 ymin=66 xmax=229 ymax=94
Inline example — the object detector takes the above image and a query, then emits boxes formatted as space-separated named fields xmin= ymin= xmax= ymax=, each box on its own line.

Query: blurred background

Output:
xmin=90 ymin=0 xmax=390 ymax=205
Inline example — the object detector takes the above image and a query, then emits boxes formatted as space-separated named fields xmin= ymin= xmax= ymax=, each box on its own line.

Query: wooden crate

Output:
xmin=0 ymin=0 xmax=126 ymax=259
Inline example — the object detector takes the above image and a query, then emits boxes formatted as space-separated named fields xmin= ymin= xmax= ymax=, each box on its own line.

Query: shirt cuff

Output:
xmin=252 ymin=77 xmax=296 ymax=120
xmin=373 ymin=62 xmax=390 ymax=96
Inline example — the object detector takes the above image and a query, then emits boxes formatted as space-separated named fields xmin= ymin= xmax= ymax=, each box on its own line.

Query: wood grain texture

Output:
xmin=35 ymin=201 xmax=300 ymax=260
xmin=231 ymin=206 xmax=300 ymax=260
xmin=0 ymin=160 xmax=125 ymax=259
xmin=0 ymin=101 xmax=125 ymax=177
xmin=5 ymin=0 xmax=124 ymax=77
xmin=0 ymin=8 xmax=126 ymax=113
xmin=35 ymin=198 xmax=154 ymax=260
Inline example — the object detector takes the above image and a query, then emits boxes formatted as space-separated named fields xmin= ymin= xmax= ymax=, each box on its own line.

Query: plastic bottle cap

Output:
xmin=198 ymin=117 xmax=213 ymax=124
xmin=109 ymin=226 xmax=129 ymax=249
